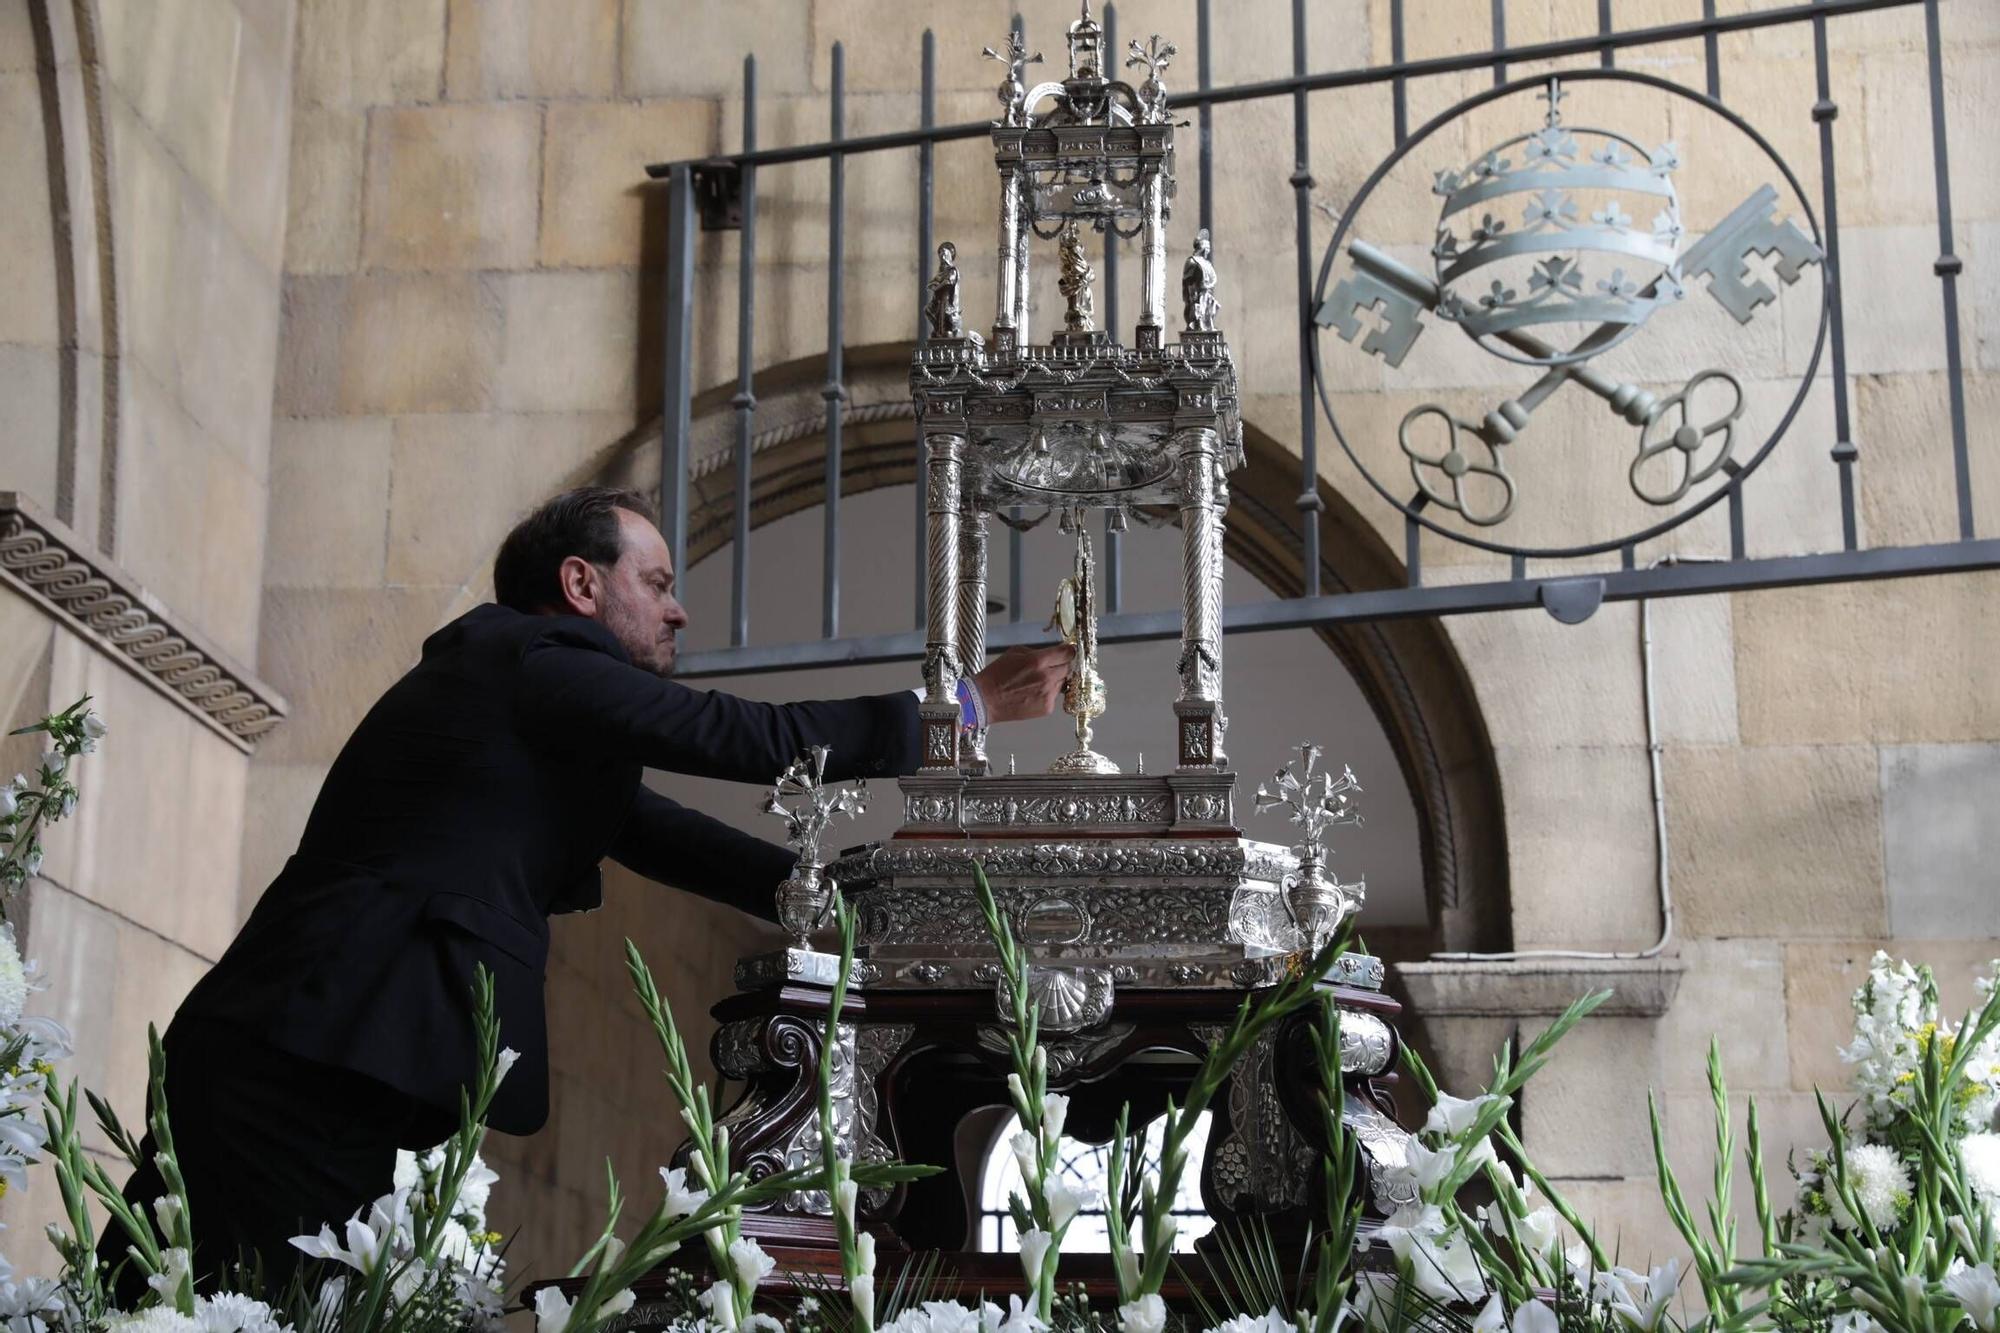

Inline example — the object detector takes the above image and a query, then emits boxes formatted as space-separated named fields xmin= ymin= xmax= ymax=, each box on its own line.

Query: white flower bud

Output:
xmin=82 ymin=713 xmax=107 ymax=739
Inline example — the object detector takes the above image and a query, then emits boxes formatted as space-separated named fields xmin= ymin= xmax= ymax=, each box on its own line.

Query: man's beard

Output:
xmin=599 ymin=586 xmax=675 ymax=677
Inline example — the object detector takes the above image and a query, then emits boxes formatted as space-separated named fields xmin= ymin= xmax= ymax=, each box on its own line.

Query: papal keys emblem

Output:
xmin=1315 ymin=71 xmax=1827 ymax=555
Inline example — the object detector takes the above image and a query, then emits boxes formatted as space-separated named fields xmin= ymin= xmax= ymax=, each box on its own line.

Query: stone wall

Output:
xmin=0 ymin=0 xmax=1993 ymax=1293
xmin=0 ymin=0 xmax=297 ymax=1265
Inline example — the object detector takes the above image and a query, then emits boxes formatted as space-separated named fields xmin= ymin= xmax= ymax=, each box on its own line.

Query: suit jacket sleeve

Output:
xmin=514 ymin=619 xmax=922 ymax=783
xmin=608 ymin=786 xmax=792 ymax=922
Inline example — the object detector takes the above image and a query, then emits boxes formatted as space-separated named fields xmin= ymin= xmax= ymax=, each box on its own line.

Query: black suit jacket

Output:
xmin=177 ymin=603 xmax=921 ymax=1136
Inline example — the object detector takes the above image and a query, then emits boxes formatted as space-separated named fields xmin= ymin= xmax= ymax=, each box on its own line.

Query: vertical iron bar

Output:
xmin=1702 ymin=0 xmax=1721 ymax=99
xmin=915 ymin=29 xmax=935 ymax=630
xmin=1922 ymin=0 xmax=1974 ymax=539
xmin=1105 ymin=3 xmax=1125 ymax=613
xmin=730 ymin=57 xmax=759 ymax=648
xmin=1812 ymin=4 xmax=1859 ymax=551
xmin=1490 ymin=0 xmax=1507 ymax=86
xmin=1390 ymin=0 xmax=1407 ymax=144
xmin=1197 ymin=0 xmax=1214 ymax=237
xmin=823 ymin=42 xmax=846 ymax=637
xmin=661 ymin=163 xmax=695 ymax=585
xmin=1405 ymin=514 xmax=1422 ymax=588
xmin=1598 ymin=0 xmax=1614 ymax=68
xmin=1728 ymin=485 xmax=1746 ymax=559
xmin=1008 ymin=7 xmax=1024 ymax=628
xmin=1293 ymin=0 xmax=1323 ymax=595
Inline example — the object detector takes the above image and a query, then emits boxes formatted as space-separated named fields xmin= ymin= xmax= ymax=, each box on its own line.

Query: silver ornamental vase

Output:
xmin=1285 ymin=847 xmax=1347 ymax=955
xmin=776 ymin=862 xmax=836 ymax=950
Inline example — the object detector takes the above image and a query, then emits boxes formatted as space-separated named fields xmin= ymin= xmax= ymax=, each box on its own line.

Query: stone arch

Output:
xmin=592 ymin=343 xmax=1509 ymax=957
xmin=17 ymin=0 xmax=121 ymax=548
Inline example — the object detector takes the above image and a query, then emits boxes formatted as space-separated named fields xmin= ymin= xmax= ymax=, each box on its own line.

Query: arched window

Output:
xmin=973 ymin=1111 xmax=1215 ymax=1253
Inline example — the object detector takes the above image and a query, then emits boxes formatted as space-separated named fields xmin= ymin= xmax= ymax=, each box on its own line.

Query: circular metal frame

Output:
xmin=1311 ymin=67 xmax=1830 ymax=561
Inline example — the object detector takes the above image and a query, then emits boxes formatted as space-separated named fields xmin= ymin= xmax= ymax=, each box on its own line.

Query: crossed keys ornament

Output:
xmin=1317 ymin=74 xmax=1824 ymax=539
xmin=762 ymin=746 xmax=870 ymax=949
xmin=1255 ymin=744 xmax=1366 ymax=954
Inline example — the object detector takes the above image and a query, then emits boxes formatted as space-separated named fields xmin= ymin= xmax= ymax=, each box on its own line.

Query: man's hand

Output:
xmin=972 ymin=644 xmax=1072 ymax=724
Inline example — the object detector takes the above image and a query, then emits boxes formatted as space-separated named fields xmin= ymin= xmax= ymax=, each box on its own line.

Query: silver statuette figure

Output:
xmin=1046 ymin=520 xmax=1116 ymax=775
xmin=1254 ymin=744 xmax=1366 ymax=953
xmin=764 ymin=746 xmax=870 ymax=950
xmin=925 ymin=242 xmax=964 ymax=340
xmin=1183 ymin=228 xmax=1220 ymax=332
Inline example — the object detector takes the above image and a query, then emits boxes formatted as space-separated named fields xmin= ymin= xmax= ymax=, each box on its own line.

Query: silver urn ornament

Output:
xmin=1254 ymin=743 xmax=1367 ymax=954
xmin=763 ymin=746 xmax=870 ymax=949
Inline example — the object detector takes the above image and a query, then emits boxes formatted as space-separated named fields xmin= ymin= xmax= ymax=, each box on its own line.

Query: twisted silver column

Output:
xmin=919 ymin=432 xmax=967 ymax=770
xmin=1175 ymin=426 xmax=1226 ymax=768
xmin=1138 ymin=172 xmax=1167 ymax=348
xmin=995 ymin=169 xmax=1021 ymax=342
xmin=955 ymin=506 xmax=990 ymax=769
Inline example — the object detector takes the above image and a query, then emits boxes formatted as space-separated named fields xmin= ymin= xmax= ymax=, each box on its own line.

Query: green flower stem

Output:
xmin=815 ymin=901 xmax=869 ymax=1331
xmin=625 ymin=940 xmax=744 ymax=1313
xmin=971 ymin=864 xmax=1063 ymax=1321
xmin=1134 ymin=930 xmax=1354 ymax=1300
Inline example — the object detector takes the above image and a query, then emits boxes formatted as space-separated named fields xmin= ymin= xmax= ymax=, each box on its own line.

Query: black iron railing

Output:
xmin=643 ymin=0 xmax=1989 ymax=679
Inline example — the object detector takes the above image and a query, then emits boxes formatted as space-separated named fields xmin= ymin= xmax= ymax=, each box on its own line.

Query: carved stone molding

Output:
xmin=0 ymin=493 xmax=288 ymax=752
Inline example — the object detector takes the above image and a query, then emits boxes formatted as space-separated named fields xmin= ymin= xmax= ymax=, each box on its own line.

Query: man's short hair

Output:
xmin=493 ymin=486 xmax=658 ymax=612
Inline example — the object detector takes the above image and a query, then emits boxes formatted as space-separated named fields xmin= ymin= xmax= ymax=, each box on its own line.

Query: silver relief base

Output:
xmin=1047 ymin=747 xmax=1120 ymax=775
xmin=734 ymin=946 xmax=847 ymax=992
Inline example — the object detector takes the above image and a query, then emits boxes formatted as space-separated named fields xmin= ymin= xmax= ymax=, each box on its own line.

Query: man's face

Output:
xmin=594 ymin=509 xmax=690 ymax=675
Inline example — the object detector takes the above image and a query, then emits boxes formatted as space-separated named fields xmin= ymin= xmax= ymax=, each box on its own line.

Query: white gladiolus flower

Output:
xmin=700 ymin=1280 xmax=739 ymax=1332
xmin=729 ymin=1236 xmax=776 ymax=1289
xmin=1379 ymin=1204 xmax=1486 ymax=1303
xmin=1961 ymin=1133 xmax=2000 ymax=1211
xmin=1384 ymin=1138 xmax=1455 ymax=1198
xmin=1513 ymin=1205 xmax=1562 ymax=1259
xmin=1006 ymin=1073 xmax=1029 ymax=1114
xmin=392 ymin=1150 xmax=422 ymax=1193
xmin=1511 ymin=1300 xmax=1558 ymax=1333
xmin=835 ymin=1178 xmax=860 ymax=1227
xmin=920 ymin=1300 xmax=984 ymax=1333
xmin=1424 ymin=1091 xmax=1498 ymax=1138
xmin=1472 ymin=1295 xmax=1506 ymax=1333
xmin=1010 ymin=1131 xmax=1040 ymax=1188
xmin=981 ymin=1294 xmax=1044 ymax=1333
xmin=153 ymin=1194 xmax=185 ymax=1238
xmin=1111 ymin=1238 xmax=1140 ymax=1294
xmin=660 ymin=1166 xmax=710 ymax=1219
xmin=494 ymin=1048 xmax=521 ymax=1083
xmin=851 ymin=1272 xmax=876 ymax=1330
xmin=1603 ymin=1259 xmax=1681 ymax=1333
xmin=1018 ymin=1227 xmax=1053 ymax=1287
xmin=456 ymin=1154 xmax=499 ymax=1220
xmin=1829 ymin=1312 xmax=1881 ymax=1333
xmin=532 ymin=1286 xmax=574 ymax=1333
xmin=1040 ymin=1093 xmax=1069 ymax=1145
xmin=857 ymin=1230 xmax=877 ymax=1277
xmin=1045 ymin=1177 xmax=1095 ymax=1231
xmin=1117 ymin=1294 xmax=1167 ymax=1333
xmin=1828 ymin=1144 xmax=1911 ymax=1232
xmin=1946 ymin=1262 xmax=2000 ymax=1333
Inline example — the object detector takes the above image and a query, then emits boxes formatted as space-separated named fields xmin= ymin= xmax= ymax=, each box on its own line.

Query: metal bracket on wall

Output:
xmin=691 ymin=161 xmax=746 ymax=231
xmin=1538 ymin=577 xmax=1606 ymax=624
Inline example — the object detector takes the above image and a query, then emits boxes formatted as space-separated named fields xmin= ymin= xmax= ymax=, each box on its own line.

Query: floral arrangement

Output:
xmin=0 ymin=709 xmax=1995 ymax=1333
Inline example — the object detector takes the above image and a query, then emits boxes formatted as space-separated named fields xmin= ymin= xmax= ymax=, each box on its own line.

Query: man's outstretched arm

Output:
xmin=515 ymin=619 xmax=922 ymax=783
xmin=516 ymin=620 xmax=1069 ymax=785
xmin=607 ymin=785 xmax=795 ymax=921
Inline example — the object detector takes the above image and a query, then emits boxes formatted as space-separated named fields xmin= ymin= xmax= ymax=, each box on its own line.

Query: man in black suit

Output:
xmin=108 ymin=486 xmax=1068 ymax=1290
